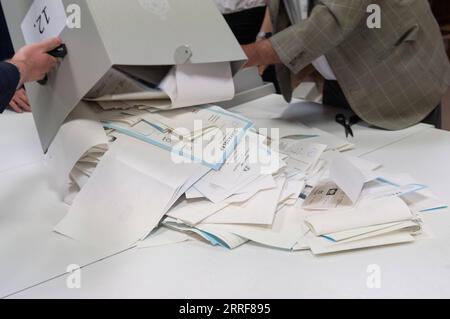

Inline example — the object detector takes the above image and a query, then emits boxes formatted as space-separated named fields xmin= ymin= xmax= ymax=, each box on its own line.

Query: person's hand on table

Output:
xmin=9 ymin=37 xmax=62 ymax=86
xmin=9 ymin=88 xmax=31 ymax=113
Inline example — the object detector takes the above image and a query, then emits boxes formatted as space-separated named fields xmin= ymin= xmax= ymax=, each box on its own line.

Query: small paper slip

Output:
xmin=304 ymin=197 xmax=414 ymax=236
xmin=103 ymin=105 xmax=253 ymax=171
xmin=279 ymin=140 xmax=327 ymax=173
xmin=329 ymin=154 xmax=366 ymax=203
xmin=302 ymin=180 xmax=354 ymax=210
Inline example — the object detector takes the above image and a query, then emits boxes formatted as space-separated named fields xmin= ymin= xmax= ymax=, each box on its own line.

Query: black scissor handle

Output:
xmin=335 ymin=114 xmax=347 ymax=126
xmin=336 ymin=113 xmax=352 ymax=138
xmin=349 ymin=115 xmax=360 ymax=126
xmin=37 ymin=44 xmax=68 ymax=85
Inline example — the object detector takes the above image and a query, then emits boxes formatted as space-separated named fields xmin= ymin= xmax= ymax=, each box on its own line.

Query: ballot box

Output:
xmin=1 ymin=0 xmax=246 ymax=152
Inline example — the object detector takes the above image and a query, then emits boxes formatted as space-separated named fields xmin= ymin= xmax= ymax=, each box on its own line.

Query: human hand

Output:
xmin=10 ymin=37 xmax=62 ymax=85
xmin=242 ymin=43 xmax=259 ymax=68
xmin=258 ymin=64 xmax=268 ymax=76
xmin=242 ymin=40 xmax=281 ymax=70
xmin=9 ymin=88 xmax=31 ymax=113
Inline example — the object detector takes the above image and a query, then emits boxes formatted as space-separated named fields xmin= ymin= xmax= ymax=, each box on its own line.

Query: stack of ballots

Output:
xmin=46 ymin=67 xmax=446 ymax=255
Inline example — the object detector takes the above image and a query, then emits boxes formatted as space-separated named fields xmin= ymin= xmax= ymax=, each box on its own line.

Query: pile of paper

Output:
xmin=52 ymin=96 xmax=264 ymax=250
xmin=151 ymin=140 xmax=443 ymax=251
xmin=46 ymin=70 xmax=446 ymax=254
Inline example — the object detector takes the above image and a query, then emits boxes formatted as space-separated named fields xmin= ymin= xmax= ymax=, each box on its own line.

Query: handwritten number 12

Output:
xmin=34 ymin=6 xmax=51 ymax=34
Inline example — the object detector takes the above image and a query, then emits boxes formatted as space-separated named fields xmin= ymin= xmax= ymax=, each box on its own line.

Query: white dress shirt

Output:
xmin=214 ymin=0 xmax=267 ymax=14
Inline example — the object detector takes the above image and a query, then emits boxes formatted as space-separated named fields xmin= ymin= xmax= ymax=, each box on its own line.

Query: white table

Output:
xmin=1 ymin=95 xmax=449 ymax=299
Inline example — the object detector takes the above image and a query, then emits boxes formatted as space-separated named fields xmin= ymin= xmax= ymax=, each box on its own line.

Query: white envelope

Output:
xmin=202 ymin=176 xmax=285 ymax=225
xmin=203 ymin=204 xmax=308 ymax=250
xmin=55 ymin=155 xmax=175 ymax=251
xmin=304 ymin=197 xmax=413 ymax=236
xmin=308 ymin=232 xmax=415 ymax=255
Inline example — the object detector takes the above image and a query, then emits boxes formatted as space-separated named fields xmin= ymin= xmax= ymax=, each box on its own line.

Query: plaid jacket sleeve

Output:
xmin=270 ymin=0 xmax=372 ymax=74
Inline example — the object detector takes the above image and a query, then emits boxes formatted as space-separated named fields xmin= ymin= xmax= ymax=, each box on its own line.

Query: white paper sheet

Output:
xmin=224 ymin=175 xmax=277 ymax=204
xmin=308 ymin=232 xmax=415 ymax=255
xmin=202 ymin=176 xmax=285 ymax=225
xmin=203 ymin=204 xmax=308 ymax=250
xmin=304 ymin=197 xmax=414 ymax=236
xmin=279 ymin=140 xmax=327 ymax=173
xmin=55 ymin=133 xmax=210 ymax=249
xmin=21 ymin=0 xmax=67 ymax=44
xmin=192 ymin=131 xmax=275 ymax=202
xmin=159 ymin=62 xmax=235 ymax=109
xmin=55 ymin=155 xmax=175 ymax=250
xmin=322 ymin=220 xmax=421 ymax=243
xmin=329 ymin=154 xmax=366 ymax=203
xmin=167 ymin=197 xmax=230 ymax=226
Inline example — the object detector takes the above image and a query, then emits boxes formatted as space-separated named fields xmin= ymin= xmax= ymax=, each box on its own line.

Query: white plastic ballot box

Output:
xmin=1 ymin=0 xmax=247 ymax=152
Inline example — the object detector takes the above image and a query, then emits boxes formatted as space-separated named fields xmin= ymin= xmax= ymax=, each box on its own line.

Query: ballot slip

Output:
xmin=103 ymin=105 xmax=254 ymax=171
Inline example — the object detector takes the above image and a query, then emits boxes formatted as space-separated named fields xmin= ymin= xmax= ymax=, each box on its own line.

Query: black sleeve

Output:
xmin=0 ymin=61 xmax=20 ymax=113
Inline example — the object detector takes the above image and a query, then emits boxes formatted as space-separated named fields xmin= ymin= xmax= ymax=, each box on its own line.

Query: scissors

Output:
xmin=37 ymin=44 xmax=68 ymax=85
xmin=335 ymin=114 xmax=360 ymax=138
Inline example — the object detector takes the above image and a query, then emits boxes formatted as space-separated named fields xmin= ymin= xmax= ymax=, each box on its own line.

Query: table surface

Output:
xmin=1 ymin=94 xmax=449 ymax=299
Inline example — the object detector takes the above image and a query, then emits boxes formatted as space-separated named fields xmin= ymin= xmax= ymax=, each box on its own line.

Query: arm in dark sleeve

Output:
xmin=0 ymin=61 xmax=20 ymax=113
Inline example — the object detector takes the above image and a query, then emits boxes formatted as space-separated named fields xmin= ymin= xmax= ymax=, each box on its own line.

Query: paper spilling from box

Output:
xmin=47 ymin=78 xmax=446 ymax=255
xmin=85 ymin=62 xmax=235 ymax=111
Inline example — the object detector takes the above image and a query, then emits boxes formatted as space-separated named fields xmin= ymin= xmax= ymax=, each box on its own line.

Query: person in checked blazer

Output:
xmin=243 ymin=0 xmax=450 ymax=130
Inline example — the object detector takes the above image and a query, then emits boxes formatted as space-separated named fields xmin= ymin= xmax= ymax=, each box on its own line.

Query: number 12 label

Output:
xmin=21 ymin=0 xmax=67 ymax=44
